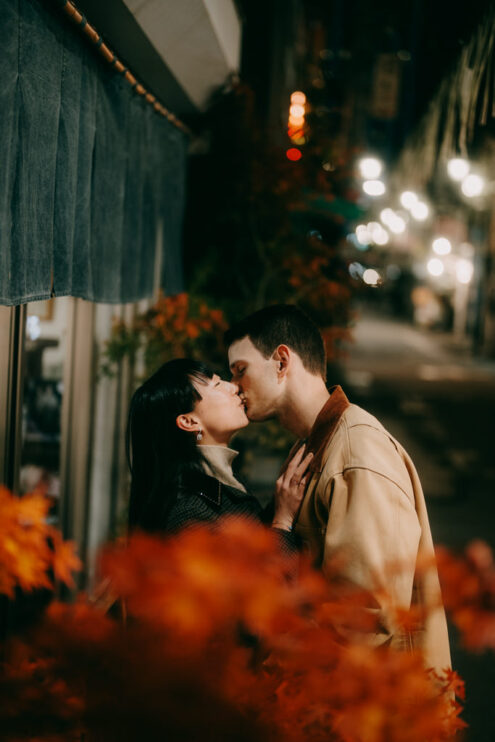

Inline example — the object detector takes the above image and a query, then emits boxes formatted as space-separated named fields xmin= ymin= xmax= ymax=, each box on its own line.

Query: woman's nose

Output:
xmin=229 ymin=381 xmax=239 ymax=394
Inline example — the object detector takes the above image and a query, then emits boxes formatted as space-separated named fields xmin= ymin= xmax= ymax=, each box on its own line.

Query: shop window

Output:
xmin=19 ymin=298 xmax=70 ymax=527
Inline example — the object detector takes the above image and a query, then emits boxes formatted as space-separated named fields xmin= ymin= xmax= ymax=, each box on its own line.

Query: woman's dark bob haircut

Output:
xmin=126 ymin=358 xmax=213 ymax=532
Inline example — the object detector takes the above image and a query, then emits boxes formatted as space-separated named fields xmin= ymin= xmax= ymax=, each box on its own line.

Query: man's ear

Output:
xmin=273 ymin=344 xmax=290 ymax=377
xmin=176 ymin=413 xmax=201 ymax=433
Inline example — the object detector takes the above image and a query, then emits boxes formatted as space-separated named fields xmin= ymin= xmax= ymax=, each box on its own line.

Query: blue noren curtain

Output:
xmin=0 ymin=0 xmax=187 ymax=305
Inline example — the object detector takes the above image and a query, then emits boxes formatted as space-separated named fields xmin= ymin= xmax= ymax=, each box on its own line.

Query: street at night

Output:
xmin=1 ymin=0 xmax=495 ymax=740
xmin=342 ymin=306 xmax=495 ymax=740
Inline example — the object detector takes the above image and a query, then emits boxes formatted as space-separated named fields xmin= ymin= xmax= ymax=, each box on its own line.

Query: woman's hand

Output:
xmin=272 ymin=445 xmax=313 ymax=531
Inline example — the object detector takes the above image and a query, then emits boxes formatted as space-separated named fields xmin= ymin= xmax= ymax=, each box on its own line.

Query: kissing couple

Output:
xmin=127 ymin=304 xmax=451 ymax=674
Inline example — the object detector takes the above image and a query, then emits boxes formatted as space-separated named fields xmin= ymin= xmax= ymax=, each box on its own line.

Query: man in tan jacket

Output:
xmin=226 ymin=304 xmax=451 ymax=674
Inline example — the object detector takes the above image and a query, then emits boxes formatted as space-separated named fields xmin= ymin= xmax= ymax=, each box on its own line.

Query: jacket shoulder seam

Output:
xmin=341 ymin=465 xmax=414 ymax=503
xmin=345 ymin=421 xmax=401 ymax=454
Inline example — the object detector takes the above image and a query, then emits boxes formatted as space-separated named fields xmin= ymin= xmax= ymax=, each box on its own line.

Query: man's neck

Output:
xmin=277 ymin=378 xmax=331 ymax=439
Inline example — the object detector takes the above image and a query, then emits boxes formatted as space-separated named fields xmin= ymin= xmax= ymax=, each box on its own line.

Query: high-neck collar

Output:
xmin=305 ymin=386 xmax=350 ymax=472
xmin=199 ymin=445 xmax=247 ymax=493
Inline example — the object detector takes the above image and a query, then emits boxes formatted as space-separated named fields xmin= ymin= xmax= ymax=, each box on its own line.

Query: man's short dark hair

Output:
xmin=225 ymin=304 xmax=326 ymax=379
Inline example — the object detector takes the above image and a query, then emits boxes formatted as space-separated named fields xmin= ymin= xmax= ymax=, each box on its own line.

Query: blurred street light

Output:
xmin=348 ymin=262 xmax=365 ymax=279
xmin=432 ymin=237 xmax=452 ymax=255
xmin=290 ymin=91 xmax=306 ymax=105
xmin=388 ymin=214 xmax=406 ymax=234
xmin=363 ymin=179 xmax=386 ymax=196
xmin=461 ymin=173 xmax=484 ymax=197
xmin=289 ymin=115 xmax=305 ymax=127
xmin=410 ymin=201 xmax=429 ymax=220
xmin=427 ymin=257 xmax=444 ymax=277
xmin=288 ymin=92 xmax=307 ymax=144
xmin=363 ymin=268 xmax=381 ymax=285
xmin=286 ymin=148 xmax=302 ymax=161
xmin=355 ymin=225 xmax=372 ymax=245
xmin=380 ymin=208 xmax=395 ymax=225
xmin=400 ymin=191 xmax=419 ymax=209
xmin=358 ymin=157 xmax=383 ymax=179
xmin=367 ymin=221 xmax=389 ymax=244
xmin=456 ymin=258 xmax=474 ymax=284
xmin=380 ymin=206 xmax=407 ymax=233
xmin=289 ymin=104 xmax=305 ymax=118
xmin=447 ymin=157 xmax=470 ymax=181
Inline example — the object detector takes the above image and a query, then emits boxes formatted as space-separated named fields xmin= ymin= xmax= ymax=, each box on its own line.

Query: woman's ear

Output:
xmin=176 ymin=413 xmax=201 ymax=434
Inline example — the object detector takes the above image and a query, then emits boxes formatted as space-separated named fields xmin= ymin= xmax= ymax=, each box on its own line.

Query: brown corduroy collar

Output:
xmin=305 ymin=385 xmax=350 ymax=472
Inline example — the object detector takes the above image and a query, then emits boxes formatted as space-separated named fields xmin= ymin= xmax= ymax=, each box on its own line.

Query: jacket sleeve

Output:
xmin=322 ymin=465 xmax=422 ymax=648
xmin=165 ymin=494 xmax=221 ymax=533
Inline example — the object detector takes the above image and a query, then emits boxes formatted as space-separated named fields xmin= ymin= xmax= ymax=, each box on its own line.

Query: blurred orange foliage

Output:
xmin=436 ymin=540 xmax=495 ymax=651
xmin=0 ymin=512 xmax=474 ymax=742
xmin=102 ymin=292 xmax=228 ymax=378
xmin=0 ymin=486 xmax=81 ymax=597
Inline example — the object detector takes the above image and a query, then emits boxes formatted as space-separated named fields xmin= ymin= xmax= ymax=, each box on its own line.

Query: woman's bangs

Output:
xmin=188 ymin=369 xmax=212 ymax=401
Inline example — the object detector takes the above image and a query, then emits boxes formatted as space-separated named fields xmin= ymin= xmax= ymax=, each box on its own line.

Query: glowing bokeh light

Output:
xmin=348 ymin=262 xmax=365 ymax=279
xmin=288 ymin=115 xmax=305 ymax=127
xmin=286 ymin=148 xmax=302 ymax=162
xmin=388 ymin=215 xmax=406 ymax=234
xmin=456 ymin=258 xmax=474 ymax=284
xmin=410 ymin=201 xmax=429 ymax=221
xmin=432 ymin=237 xmax=452 ymax=256
xmin=26 ymin=316 xmax=41 ymax=341
xmin=358 ymin=157 xmax=383 ymax=179
xmin=367 ymin=222 xmax=389 ymax=245
xmin=291 ymin=91 xmax=306 ymax=105
xmin=355 ymin=225 xmax=372 ymax=245
xmin=373 ymin=230 xmax=389 ymax=245
xmin=380 ymin=208 xmax=395 ymax=225
xmin=363 ymin=268 xmax=381 ymax=285
xmin=289 ymin=104 xmax=305 ymax=118
xmin=362 ymin=179 xmax=386 ymax=196
xmin=400 ymin=191 xmax=418 ymax=209
xmin=427 ymin=258 xmax=444 ymax=277
xmin=447 ymin=158 xmax=469 ymax=181
xmin=461 ymin=173 xmax=484 ymax=197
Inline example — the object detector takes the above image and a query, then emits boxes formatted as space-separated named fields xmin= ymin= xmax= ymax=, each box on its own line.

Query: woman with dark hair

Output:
xmin=126 ymin=358 xmax=312 ymax=538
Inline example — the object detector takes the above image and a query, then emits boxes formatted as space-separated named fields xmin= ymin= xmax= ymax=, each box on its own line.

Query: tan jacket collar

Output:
xmin=306 ymin=385 xmax=350 ymax=472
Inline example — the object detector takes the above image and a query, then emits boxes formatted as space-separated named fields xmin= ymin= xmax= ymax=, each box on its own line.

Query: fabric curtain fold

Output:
xmin=0 ymin=0 xmax=187 ymax=306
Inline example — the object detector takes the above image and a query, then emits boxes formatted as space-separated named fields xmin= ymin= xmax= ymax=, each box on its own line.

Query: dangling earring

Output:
xmin=196 ymin=430 xmax=203 ymax=442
